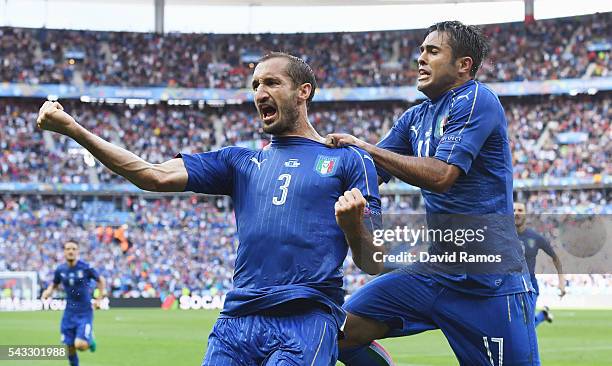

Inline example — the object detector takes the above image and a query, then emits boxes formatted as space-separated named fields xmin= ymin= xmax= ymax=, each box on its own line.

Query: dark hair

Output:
xmin=425 ymin=21 xmax=490 ymax=77
xmin=64 ymin=240 xmax=79 ymax=248
xmin=257 ymin=52 xmax=317 ymax=105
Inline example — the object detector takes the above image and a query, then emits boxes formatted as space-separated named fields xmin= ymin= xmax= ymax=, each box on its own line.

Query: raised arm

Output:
xmin=36 ymin=101 xmax=188 ymax=192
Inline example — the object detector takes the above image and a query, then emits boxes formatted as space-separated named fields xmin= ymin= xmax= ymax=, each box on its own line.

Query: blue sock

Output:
xmin=339 ymin=341 xmax=395 ymax=365
xmin=535 ymin=311 xmax=546 ymax=327
xmin=68 ymin=352 xmax=79 ymax=366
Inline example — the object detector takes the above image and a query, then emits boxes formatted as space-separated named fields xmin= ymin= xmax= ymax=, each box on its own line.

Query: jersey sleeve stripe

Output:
xmin=446 ymin=81 xmax=480 ymax=163
xmin=347 ymin=146 xmax=371 ymax=197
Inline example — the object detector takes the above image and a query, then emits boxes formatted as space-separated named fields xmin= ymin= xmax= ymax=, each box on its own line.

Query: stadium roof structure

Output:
xmin=158 ymin=0 xmax=514 ymax=4
xmin=2 ymin=0 xmax=610 ymax=33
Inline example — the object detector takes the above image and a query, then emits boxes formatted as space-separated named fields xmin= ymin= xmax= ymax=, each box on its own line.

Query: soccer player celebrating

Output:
xmin=41 ymin=240 xmax=106 ymax=366
xmin=327 ymin=21 xmax=539 ymax=365
xmin=514 ymin=201 xmax=566 ymax=326
xmin=36 ymin=52 xmax=382 ymax=365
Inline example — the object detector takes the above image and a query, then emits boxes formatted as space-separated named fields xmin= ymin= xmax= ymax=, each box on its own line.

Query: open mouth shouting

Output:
xmin=259 ymin=103 xmax=278 ymax=123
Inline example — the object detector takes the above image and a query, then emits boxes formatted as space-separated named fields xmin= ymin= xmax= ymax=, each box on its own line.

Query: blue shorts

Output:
xmin=202 ymin=308 xmax=338 ymax=366
xmin=60 ymin=311 xmax=94 ymax=346
xmin=344 ymin=271 xmax=540 ymax=366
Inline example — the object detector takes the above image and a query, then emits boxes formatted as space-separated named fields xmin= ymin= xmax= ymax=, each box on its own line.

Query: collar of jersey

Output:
xmin=65 ymin=259 xmax=82 ymax=268
xmin=270 ymin=136 xmax=325 ymax=147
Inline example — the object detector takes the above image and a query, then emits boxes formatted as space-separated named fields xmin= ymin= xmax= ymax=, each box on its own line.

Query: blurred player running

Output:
xmin=36 ymin=52 xmax=383 ymax=365
xmin=327 ymin=21 xmax=539 ymax=365
xmin=514 ymin=201 xmax=566 ymax=326
xmin=41 ymin=240 xmax=106 ymax=366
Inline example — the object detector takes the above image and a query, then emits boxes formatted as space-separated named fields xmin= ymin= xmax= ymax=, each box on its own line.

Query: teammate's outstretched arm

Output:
xmin=36 ymin=101 xmax=188 ymax=192
xmin=335 ymin=188 xmax=384 ymax=275
xmin=326 ymin=134 xmax=460 ymax=193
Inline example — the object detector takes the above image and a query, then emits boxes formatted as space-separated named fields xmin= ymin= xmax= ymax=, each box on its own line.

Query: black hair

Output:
xmin=425 ymin=21 xmax=490 ymax=77
xmin=257 ymin=52 xmax=317 ymax=105
xmin=64 ymin=240 xmax=79 ymax=248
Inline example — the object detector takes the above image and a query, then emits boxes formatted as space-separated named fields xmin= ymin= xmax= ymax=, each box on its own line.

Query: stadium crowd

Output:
xmin=1 ymin=93 xmax=609 ymax=185
xmin=0 ymin=13 xmax=609 ymax=89
xmin=522 ymin=189 xmax=611 ymax=214
xmin=0 ymin=190 xmax=609 ymax=299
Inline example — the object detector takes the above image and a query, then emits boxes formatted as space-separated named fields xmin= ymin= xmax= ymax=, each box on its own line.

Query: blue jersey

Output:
xmin=179 ymin=136 xmax=381 ymax=327
xmin=53 ymin=260 xmax=99 ymax=313
xmin=518 ymin=228 xmax=555 ymax=292
xmin=378 ymin=80 xmax=530 ymax=295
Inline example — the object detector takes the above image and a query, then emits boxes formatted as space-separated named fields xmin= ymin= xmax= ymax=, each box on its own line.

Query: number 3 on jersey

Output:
xmin=272 ymin=174 xmax=292 ymax=206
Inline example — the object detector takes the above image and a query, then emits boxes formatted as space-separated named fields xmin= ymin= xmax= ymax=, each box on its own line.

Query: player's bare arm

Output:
xmin=96 ymin=276 xmax=107 ymax=300
xmin=551 ymin=254 xmax=566 ymax=298
xmin=41 ymin=283 xmax=58 ymax=300
xmin=93 ymin=276 xmax=107 ymax=309
xmin=335 ymin=188 xmax=384 ymax=275
xmin=36 ymin=101 xmax=188 ymax=192
xmin=326 ymin=134 xmax=461 ymax=193
xmin=96 ymin=276 xmax=107 ymax=298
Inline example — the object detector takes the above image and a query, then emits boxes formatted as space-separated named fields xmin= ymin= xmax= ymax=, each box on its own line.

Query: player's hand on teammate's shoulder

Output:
xmin=334 ymin=188 xmax=367 ymax=232
xmin=36 ymin=100 xmax=78 ymax=135
xmin=325 ymin=133 xmax=365 ymax=149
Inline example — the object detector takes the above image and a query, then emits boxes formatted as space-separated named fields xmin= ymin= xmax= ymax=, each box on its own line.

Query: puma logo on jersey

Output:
xmin=410 ymin=125 xmax=421 ymax=137
xmin=250 ymin=157 xmax=267 ymax=170
xmin=456 ymin=90 xmax=473 ymax=102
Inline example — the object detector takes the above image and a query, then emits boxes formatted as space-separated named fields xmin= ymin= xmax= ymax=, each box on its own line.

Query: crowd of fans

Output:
xmin=1 ymin=13 xmax=609 ymax=89
xmin=1 ymin=93 xmax=609 ymax=185
xmin=522 ymin=188 xmax=611 ymax=214
xmin=0 ymin=195 xmax=235 ymax=299
xmin=0 ymin=189 xmax=609 ymax=299
xmin=508 ymin=94 xmax=610 ymax=180
xmin=0 ymin=100 xmax=219 ymax=184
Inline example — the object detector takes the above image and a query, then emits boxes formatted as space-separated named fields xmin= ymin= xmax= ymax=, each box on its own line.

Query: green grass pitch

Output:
xmin=1 ymin=309 xmax=612 ymax=365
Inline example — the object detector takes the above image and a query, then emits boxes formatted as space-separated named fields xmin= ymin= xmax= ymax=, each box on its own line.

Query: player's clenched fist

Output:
xmin=335 ymin=188 xmax=367 ymax=232
xmin=36 ymin=101 xmax=78 ymax=135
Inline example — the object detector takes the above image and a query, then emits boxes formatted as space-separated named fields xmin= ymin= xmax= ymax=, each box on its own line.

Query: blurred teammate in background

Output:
xmin=514 ymin=201 xmax=566 ymax=326
xmin=41 ymin=240 xmax=106 ymax=366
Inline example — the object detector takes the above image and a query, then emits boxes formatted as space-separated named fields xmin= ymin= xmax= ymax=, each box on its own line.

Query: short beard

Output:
xmin=263 ymin=103 xmax=300 ymax=136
